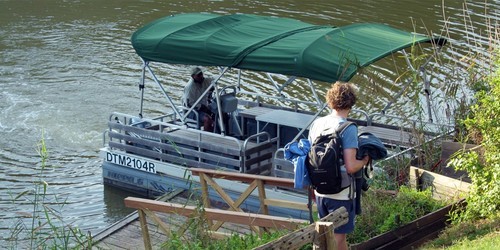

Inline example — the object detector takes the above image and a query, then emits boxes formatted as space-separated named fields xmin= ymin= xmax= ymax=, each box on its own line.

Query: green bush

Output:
xmin=448 ymin=53 xmax=500 ymax=222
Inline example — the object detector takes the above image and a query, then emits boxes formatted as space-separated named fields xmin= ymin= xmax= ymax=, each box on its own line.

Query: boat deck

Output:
xmin=239 ymin=106 xmax=416 ymax=148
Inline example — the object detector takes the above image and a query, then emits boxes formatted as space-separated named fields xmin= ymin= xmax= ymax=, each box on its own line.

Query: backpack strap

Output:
xmin=318 ymin=121 xmax=356 ymax=138
xmin=338 ymin=121 xmax=357 ymax=202
xmin=335 ymin=121 xmax=356 ymax=135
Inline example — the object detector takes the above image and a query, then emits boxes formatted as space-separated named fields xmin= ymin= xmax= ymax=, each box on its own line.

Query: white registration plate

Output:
xmin=105 ymin=152 xmax=156 ymax=174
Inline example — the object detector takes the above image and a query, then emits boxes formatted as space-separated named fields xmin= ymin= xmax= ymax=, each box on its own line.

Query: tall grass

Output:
xmin=370 ymin=1 xmax=499 ymax=189
xmin=6 ymin=132 xmax=92 ymax=249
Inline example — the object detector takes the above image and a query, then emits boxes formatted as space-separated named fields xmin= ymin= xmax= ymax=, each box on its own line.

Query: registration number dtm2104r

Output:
xmin=106 ymin=152 xmax=156 ymax=173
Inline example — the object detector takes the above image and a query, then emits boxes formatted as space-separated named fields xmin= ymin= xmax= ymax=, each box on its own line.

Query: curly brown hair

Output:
xmin=325 ymin=81 xmax=357 ymax=110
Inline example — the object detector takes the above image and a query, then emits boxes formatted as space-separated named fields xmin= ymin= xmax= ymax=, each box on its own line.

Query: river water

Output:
xmin=0 ymin=0 xmax=498 ymax=244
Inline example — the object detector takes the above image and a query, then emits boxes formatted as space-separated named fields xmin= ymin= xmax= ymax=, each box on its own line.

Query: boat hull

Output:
xmin=101 ymin=148 xmax=311 ymax=220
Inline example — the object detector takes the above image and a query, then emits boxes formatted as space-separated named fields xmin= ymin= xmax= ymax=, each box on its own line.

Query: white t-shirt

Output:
xmin=308 ymin=114 xmax=358 ymax=200
xmin=182 ymin=76 xmax=213 ymax=109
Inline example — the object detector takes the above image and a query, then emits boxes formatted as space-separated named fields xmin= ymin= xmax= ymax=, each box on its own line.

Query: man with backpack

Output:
xmin=308 ymin=81 xmax=370 ymax=250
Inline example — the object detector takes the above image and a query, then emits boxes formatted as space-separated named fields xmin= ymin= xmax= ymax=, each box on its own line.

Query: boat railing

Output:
xmin=273 ymin=148 xmax=294 ymax=180
xmin=369 ymin=112 xmax=454 ymax=134
xmin=106 ymin=112 xmax=274 ymax=174
xmin=349 ymin=108 xmax=370 ymax=125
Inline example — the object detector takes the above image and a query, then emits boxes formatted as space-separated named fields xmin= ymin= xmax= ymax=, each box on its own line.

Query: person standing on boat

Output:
xmin=182 ymin=66 xmax=215 ymax=131
xmin=308 ymin=82 xmax=370 ymax=250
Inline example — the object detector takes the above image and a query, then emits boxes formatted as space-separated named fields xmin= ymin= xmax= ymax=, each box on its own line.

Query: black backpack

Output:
xmin=306 ymin=121 xmax=356 ymax=194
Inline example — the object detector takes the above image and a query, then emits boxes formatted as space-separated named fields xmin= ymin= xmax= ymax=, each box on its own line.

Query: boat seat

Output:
xmin=178 ymin=106 xmax=201 ymax=129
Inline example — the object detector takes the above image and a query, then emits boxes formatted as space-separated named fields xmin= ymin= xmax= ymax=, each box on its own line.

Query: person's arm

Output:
xmin=341 ymin=124 xmax=369 ymax=174
xmin=343 ymin=148 xmax=369 ymax=174
xmin=183 ymin=81 xmax=196 ymax=108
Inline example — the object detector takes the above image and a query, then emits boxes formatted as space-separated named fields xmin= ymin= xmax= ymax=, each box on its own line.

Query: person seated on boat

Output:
xmin=182 ymin=66 xmax=215 ymax=131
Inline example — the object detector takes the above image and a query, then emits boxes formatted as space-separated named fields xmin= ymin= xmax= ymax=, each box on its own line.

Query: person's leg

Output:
xmin=203 ymin=114 xmax=214 ymax=132
xmin=321 ymin=198 xmax=356 ymax=250
xmin=334 ymin=233 xmax=348 ymax=250
xmin=316 ymin=196 xmax=349 ymax=250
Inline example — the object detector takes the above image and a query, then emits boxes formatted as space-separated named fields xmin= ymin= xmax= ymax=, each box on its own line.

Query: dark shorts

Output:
xmin=316 ymin=196 xmax=356 ymax=234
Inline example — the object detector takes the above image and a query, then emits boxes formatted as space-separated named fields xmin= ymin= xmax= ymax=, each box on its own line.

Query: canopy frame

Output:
xmin=132 ymin=13 xmax=449 ymax=136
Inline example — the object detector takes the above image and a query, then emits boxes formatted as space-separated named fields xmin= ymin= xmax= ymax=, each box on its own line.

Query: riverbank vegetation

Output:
xmin=6 ymin=134 xmax=92 ymax=249
xmin=419 ymin=48 xmax=500 ymax=249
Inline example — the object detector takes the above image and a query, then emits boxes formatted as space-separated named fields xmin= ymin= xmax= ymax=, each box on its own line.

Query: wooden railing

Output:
xmin=124 ymin=197 xmax=348 ymax=250
xmin=190 ymin=168 xmax=317 ymax=216
xmin=124 ymin=197 xmax=309 ymax=250
xmin=124 ymin=169 xmax=352 ymax=249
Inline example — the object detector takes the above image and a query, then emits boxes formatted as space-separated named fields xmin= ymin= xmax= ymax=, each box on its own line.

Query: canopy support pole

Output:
xmin=139 ymin=59 xmax=147 ymax=118
xmin=381 ymin=49 xmax=437 ymax=122
xmin=277 ymin=76 xmax=297 ymax=93
xmin=307 ymin=79 xmax=323 ymax=106
xmin=212 ymin=67 xmax=230 ymax=135
xmin=290 ymin=103 xmax=328 ymax=144
xmin=144 ymin=61 xmax=184 ymax=121
xmin=266 ymin=73 xmax=286 ymax=98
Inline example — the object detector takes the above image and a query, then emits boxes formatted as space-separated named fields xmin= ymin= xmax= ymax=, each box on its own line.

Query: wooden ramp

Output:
xmin=91 ymin=189 xmax=255 ymax=249
xmin=91 ymin=184 xmax=307 ymax=250
xmin=91 ymin=189 xmax=185 ymax=250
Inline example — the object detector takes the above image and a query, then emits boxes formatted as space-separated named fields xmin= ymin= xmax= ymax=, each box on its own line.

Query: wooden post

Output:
xmin=414 ymin=167 xmax=422 ymax=191
xmin=313 ymin=222 xmax=336 ymax=250
xmin=256 ymin=179 xmax=269 ymax=215
xmin=254 ymin=206 xmax=348 ymax=249
xmin=137 ymin=209 xmax=152 ymax=250
xmin=199 ymin=173 xmax=212 ymax=227
xmin=199 ymin=173 xmax=211 ymax=209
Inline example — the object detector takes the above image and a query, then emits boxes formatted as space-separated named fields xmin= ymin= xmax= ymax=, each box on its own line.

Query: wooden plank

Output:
xmin=264 ymin=198 xmax=310 ymax=211
xmin=205 ymin=177 xmax=260 ymax=233
xmin=189 ymin=168 xmax=295 ymax=188
xmin=314 ymin=222 xmax=336 ymax=250
xmin=254 ymin=207 xmax=348 ymax=250
xmin=138 ymin=209 xmax=152 ymax=250
xmin=379 ymin=218 xmax=447 ymax=249
xmin=350 ymin=201 xmax=462 ymax=250
xmin=91 ymin=210 xmax=141 ymax=242
xmin=99 ymin=234 xmax=138 ymax=250
xmin=440 ymin=141 xmax=478 ymax=164
xmin=257 ymin=180 xmax=269 ymax=215
xmin=409 ymin=166 xmax=470 ymax=200
xmin=124 ymin=197 xmax=307 ymax=230
xmin=92 ymin=189 xmax=185 ymax=248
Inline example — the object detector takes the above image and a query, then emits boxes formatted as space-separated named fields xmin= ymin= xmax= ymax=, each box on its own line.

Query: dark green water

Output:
xmin=0 ymin=0 xmax=497 ymax=243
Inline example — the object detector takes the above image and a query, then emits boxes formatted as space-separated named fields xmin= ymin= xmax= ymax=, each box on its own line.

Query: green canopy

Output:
xmin=132 ymin=13 xmax=446 ymax=83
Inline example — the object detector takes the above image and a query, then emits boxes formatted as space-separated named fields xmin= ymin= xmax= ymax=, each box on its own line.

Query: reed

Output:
xmin=368 ymin=0 xmax=499 ymax=189
xmin=6 ymin=132 xmax=92 ymax=249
